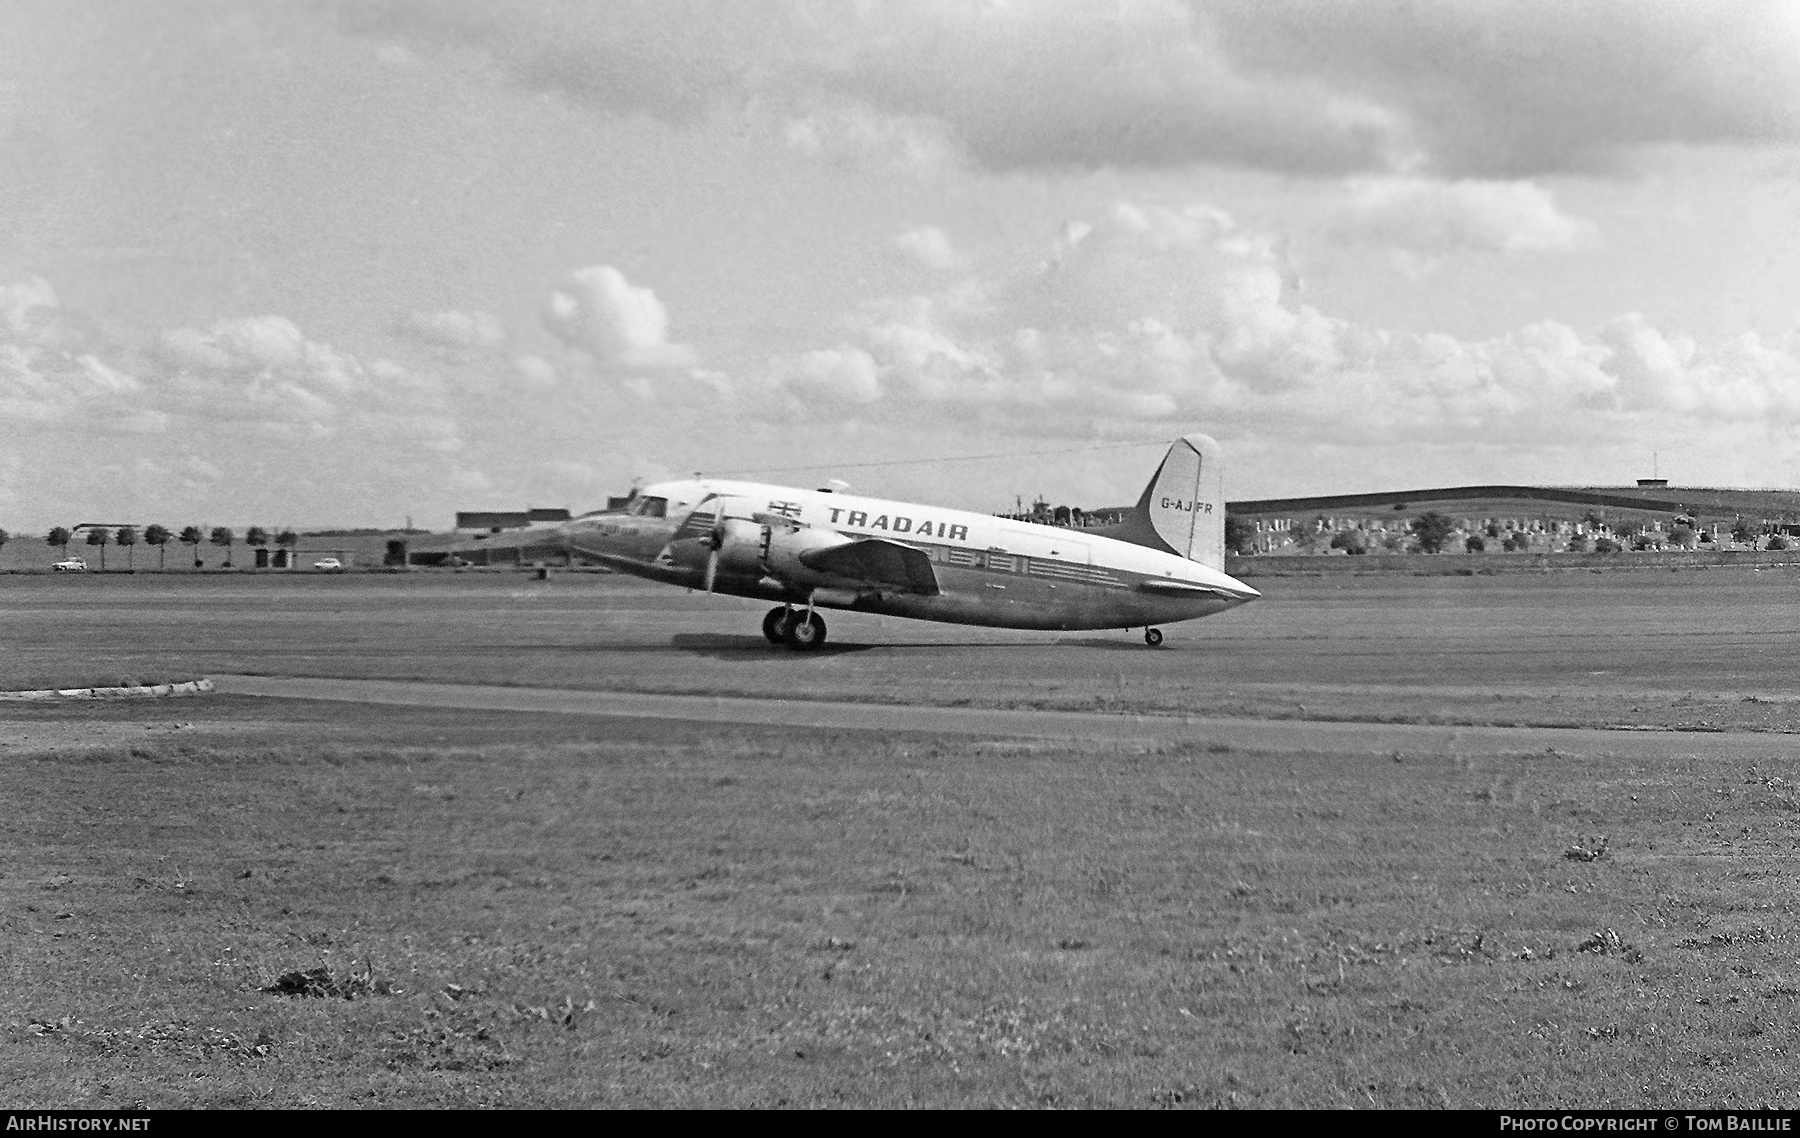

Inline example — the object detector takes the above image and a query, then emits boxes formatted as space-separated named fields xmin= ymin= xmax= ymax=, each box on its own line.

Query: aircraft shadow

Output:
xmin=666 ymin=633 xmax=1163 ymax=655
xmin=668 ymin=633 xmax=882 ymax=657
xmin=1052 ymin=637 xmax=1175 ymax=651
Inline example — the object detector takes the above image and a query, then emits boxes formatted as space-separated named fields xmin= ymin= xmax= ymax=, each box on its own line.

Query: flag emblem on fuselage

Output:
xmin=768 ymin=500 xmax=802 ymax=518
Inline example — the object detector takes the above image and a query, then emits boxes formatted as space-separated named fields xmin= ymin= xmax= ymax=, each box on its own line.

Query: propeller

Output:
xmin=702 ymin=513 xmax=724 ymax=593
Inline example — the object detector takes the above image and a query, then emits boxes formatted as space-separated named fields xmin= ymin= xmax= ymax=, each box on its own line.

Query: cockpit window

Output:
xmin=632 ymin=496 xmax=668 ymax=518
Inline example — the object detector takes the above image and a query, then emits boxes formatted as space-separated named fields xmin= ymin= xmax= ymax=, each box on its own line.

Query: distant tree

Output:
xmin=85 ymin=526 xmax=110 ymax=570
xmin=1485 ymin=521 xmax=1500 ymax=538
xmin=1502 ymin=532 xmax=1528 ymax=553
xmin=143 ymin=524 xmax=172 ymax=570
xmin=1225 ymin=513 xmax=1257 ymax=555
xmin=210 ymin=526 xmax=235 ymax=568
xmin=1566 ymin=533 xmax=1589 ymax=553
xmin=0 ymin=527 xmax=8 ymax=558
xmin=1582 ymin=510 xmax=1606 ymax=532
xmin=1329 ymin=528 xmax=1369 ymax=555
xmin=46 ymin=526 xmax=71 ymax=560
xmin=1052 ymin=505 xmax=1070 ymax=526
xmin=1593 ymin=537 xmax=1622 ymax=554
xmin=179 ymin=525 xmax=205 ymax=568
xmin=1669 ymin=523 xmax=1696 ymax=550
xmin=115 ymin=525 xmax=138 ymax=570
xmin=1770 ymin=534 xmax=1792 ymax=551
xmin=1409 ymin=512 xmax=1457 ymax=554
xmin=1464 ymin=535 xmax=1486 ymax=553
xmin=276 ymin=529 xmax=298 ymax=569
xmin=245 ymin=526 xmax=269 ymax=549
xmin=1733 ymin=519 xmax=1758 ymax=545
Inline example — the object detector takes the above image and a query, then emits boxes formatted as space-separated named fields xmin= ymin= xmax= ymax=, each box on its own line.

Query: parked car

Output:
xmin=312 ymin=557 xmax=344 ymax=570
xmin=53 ymin=557 xmax=88 ymax=571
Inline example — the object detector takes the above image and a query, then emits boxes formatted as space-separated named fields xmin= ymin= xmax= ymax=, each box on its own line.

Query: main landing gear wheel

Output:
xmin=1144 ymin=627 xmax=1164 ymax=648
xmin=784 ymin=611 xmax=827 ymax=651
xmin=762 ymin=607 xmax=790 ymax=645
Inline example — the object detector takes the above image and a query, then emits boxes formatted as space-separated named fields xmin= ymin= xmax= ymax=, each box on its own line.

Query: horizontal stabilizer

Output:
xmin=1137 ymin=578 xmax=1232 ymax=598
xmin=799 ymin=539 xmax=940 ymax=595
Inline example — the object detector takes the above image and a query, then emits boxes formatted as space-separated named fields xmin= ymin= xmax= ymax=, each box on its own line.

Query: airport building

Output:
xmin=455 ymin=507 xmax=572 ymax=533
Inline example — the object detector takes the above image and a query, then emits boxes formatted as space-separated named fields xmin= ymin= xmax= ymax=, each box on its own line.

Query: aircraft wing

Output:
xmin=798 ymin=538 xmax=940 ymax=595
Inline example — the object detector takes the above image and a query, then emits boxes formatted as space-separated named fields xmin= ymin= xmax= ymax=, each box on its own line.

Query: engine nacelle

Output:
xmin=677 ymin=493 xmax=868 ymax=592
xmin=712 ymin=516 xmax=768 ymax=575
xmin=763 ymin=524 xmax=857 ymax=584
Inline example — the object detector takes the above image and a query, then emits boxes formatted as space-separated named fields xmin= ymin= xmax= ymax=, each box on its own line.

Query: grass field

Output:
xmin=4 ymin=572 xmax=1800 ymax=1107
xmin=4 ymin=699 xmax=1800 ymax=1108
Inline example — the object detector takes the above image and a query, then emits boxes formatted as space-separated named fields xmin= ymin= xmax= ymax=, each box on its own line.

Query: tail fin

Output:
xmin=1093 ymin=433 xmax=1226 ymax=569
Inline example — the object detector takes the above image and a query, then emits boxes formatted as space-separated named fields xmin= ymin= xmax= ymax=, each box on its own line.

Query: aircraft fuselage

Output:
xmin=562 ymin=478 xmax=1258 ymax=632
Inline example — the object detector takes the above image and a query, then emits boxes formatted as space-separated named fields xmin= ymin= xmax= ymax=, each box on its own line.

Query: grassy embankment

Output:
xmin=5 ymin=713 xmax=1800 ymax=1107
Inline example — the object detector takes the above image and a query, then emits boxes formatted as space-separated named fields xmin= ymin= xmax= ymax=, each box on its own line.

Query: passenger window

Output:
xmin=638 ymin=496 xmax=668 ymax=518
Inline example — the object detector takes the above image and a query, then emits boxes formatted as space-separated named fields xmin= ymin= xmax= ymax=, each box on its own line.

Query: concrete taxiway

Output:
xmin=207 ymin=672 xmax=1800 ymax=760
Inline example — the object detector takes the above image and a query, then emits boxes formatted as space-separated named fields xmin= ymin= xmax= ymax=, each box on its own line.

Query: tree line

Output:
xmin=23 ymin=525 xmax=300 ymax=569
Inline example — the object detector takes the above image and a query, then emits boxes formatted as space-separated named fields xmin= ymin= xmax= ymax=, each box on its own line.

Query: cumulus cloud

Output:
xmin=0 ymin=277 xmax=161 ymax=433
xmin=401 ymin=308 xmax=507 ymax=351
xmin=892 ymin=225 xmax=967 ymax=271
xmin=0 ymin=342 xmax=159 ymax=431
xmin=543 ymin=265 xmax=697 ymax=368
xmin=155 ymin=316 xmax=366 ymax=433
xmin=150 ymin=313 xmax=462 ymax=450
xmin=0 ymin=276 xmax=59 ymax=341
xmin=1601 ymin=316 xmax=1800 ymax=420
xmin=512 ymin=354 xmax=558 ymax=391
xmin=755 ymin=201 xmax=1800 ymax=450
xmin=1332 ymin=178 xmax=1596 ymax=256
xmin=0 ymin=272 xmax=669 ymax=528
xmin=782 ymin=104 xmax=962 ymax=179
xmin=770 ymin=348 xmax=883 ymax=406
xmin=159 ymin=315 xmax=311 ymax=375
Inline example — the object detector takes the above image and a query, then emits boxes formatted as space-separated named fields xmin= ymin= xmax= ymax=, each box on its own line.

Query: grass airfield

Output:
xmin=5 ymin=569 xmax=1800 ymax=1107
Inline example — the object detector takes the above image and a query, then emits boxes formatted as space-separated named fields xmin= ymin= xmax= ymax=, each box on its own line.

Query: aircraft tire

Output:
xmin=1144 ymin=627 xmax=1164 ymax=648
xmin=762 ymin=607 xmax=790 ymax=645
xmin=785 ymin=612 xmax=827 ymax=651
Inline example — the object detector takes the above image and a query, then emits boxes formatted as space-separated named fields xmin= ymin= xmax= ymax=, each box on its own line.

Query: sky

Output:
xmin=4 ymin=0 xmax=1800 ymax=532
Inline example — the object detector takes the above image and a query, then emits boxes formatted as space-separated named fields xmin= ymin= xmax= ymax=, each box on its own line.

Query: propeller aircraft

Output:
xmin=555 ymin=433 xmax=1259 ymax=649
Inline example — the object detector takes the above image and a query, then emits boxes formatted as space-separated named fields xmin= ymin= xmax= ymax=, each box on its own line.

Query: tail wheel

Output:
xmin=1144 ymin=627 xmax=1164 ymax=648
xmin=762 ymin=606 xmax=790 ymax=645
xmin=785 ymin=611 xmax=827 ymax=651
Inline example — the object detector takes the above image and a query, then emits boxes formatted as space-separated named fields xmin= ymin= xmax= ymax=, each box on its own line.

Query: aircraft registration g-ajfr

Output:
xmin=561 ymin=433 xmax=1259 ymax=649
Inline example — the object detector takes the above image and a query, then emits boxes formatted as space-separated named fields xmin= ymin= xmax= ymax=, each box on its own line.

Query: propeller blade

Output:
xmin=703 ymin=547 xmax=718 ymax=593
